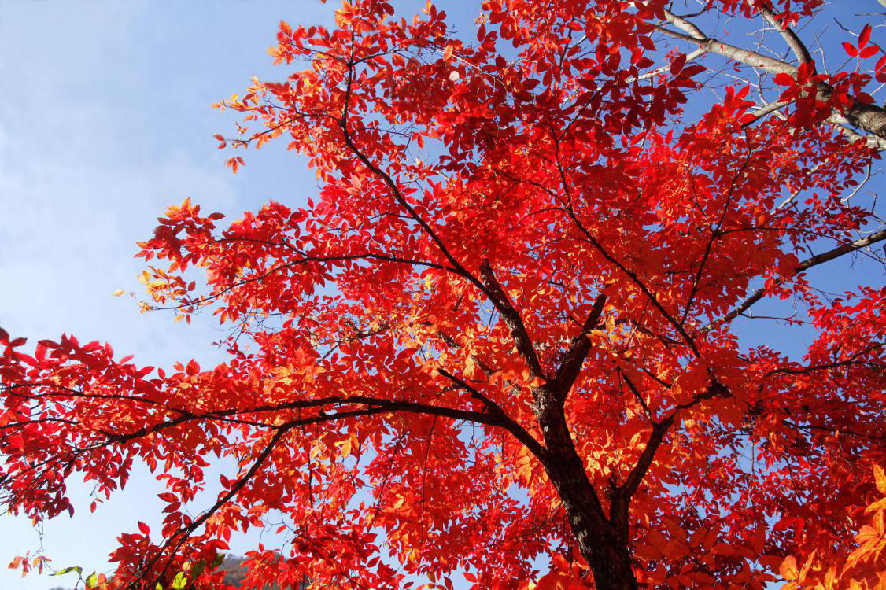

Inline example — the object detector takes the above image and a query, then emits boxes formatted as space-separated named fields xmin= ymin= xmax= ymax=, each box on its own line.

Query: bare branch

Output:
xmin=708 ymin=228 xmax=886 ymax=330
xmin=656 ymin=10 xmax=886 ymax=143
xmin=758 ymin=7 xmax=814 ymax=65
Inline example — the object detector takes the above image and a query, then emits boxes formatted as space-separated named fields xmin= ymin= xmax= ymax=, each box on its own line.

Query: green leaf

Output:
xmin=171 ymin=571 xmax=188 ymax=590
xmin=191 ymin=561 xmax=206 ymax=578
xmin=86 ymin=572 xmax=99 ymax=588
xmin=52 ymin=566 xmax=83 ymax=577
xmin=211 ymin=553 xmax=225 ymax=569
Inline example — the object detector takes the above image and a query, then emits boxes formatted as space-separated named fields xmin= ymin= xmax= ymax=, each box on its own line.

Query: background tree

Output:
xmin=2 ymin=0 xmax=885 ymax=588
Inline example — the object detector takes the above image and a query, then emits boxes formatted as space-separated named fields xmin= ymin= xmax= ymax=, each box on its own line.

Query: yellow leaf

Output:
xmin=112 ymin=289 xmax=125 ymax=297
xmin=866 ymin=497 xmax=886 ymax=514
xmin=799 ymin=550 xmax=816 ymax=582
xmin=874 ymin=465 xmax=886 ymax=495
xmin=781 ymin=556 xmax=798 ymax=581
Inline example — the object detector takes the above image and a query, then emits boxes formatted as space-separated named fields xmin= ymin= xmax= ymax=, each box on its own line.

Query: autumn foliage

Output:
xmin=2 ymin=0 xmax=886 ymax=588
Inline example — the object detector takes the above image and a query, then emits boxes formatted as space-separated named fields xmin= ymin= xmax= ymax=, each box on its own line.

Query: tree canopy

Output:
xmin=2 ymin=0 xmax=885 ymax=588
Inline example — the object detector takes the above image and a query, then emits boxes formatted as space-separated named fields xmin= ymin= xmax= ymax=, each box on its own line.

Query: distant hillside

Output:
xmin=218 ymin=555 xmax=250 ymax=586
xmin=217 ymin=555 xmax=309 ymax=589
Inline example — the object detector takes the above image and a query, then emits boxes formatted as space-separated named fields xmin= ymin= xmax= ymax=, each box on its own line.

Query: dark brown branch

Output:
xmin=436 ymin=368 xmax=545 ymax=459
xmin=620 ymin=417 xmax=674 ymax=500
xmin=618 ymin=368 xmax=654 ymax=421
xmin=133 ymin=423 xmax=293 ymax=590
xmin=608 ymin=375 xmax=730 ymax=533
xmin=709 ymin=228 xmax=886 ymax=329
xmin=338 ymin=61 xmax=472 ymax=283
xmin=95 ymin=394 xmax=533 ymax=447
xmin=783 ymin=420 xmax=886 ymax=441
xmin=565 ymin=209 xmax=700 ymax=356
xmin=681 ymin=151 xmax=754 ymax=325
xmin=546 ymin=131 xmax=699 ymax=356
xmin=672 ymin=378 xmax=731 ymax=413
xmin=763 ymin=344 xmax=884 ymax=377
xmin=338 ymin=60 xmax=545 ymax=386
xmin=608 ymin=416 xmax=674 ymax=539
xmin=435 ymin=330 xmax=498 ymax=377
xmin=478 ymin=260 xmax=546 ymax=379
xmin=549 ymin=293 xmax=607 ymax=401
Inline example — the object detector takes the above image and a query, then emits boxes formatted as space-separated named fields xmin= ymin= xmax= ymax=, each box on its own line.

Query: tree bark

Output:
xmin=534 ymin=385 xmax=638 ymax=589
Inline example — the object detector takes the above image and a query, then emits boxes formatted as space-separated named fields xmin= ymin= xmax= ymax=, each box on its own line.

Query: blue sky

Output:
xmin=0 ymin=1 xmax=337 ymax=588
xmin=0 ymin=1 xmax=883 ymax=589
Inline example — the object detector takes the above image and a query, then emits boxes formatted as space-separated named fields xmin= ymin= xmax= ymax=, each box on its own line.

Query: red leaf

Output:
xmin=843 ymin=42 xmax=858 ymax=57
xmin=859 ymin=45 xmax=879 ymax=59
xmin=138 ymin=522 xmax=150 ymax=535
xmin=670 ymin=53 xmax=687 ymax=75
xmin=773 ymin=72 xmax=795 ymax=86
xmin=859 ymin=24 xmax=872 ymax=49
xmin=876 ymin=54 xmax=886 ymax=72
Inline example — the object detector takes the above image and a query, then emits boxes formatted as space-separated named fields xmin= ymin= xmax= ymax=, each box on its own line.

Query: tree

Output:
xmin=2 ymin=0 xmax=885 ymax=588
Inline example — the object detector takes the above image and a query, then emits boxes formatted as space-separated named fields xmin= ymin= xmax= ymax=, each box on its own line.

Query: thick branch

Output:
xmin=549 ymin=293 xmax=607 ymax=401
xmin=656 ymin=11 xmax=886 ymax=143
xmin=608 ymin=375 xmax=729 ymax=533
xmin=658 ymin=11 xmax=803 ymax=75
xmin=609 ymin=413 xmax=676 ymax=537
xmin=436 ymin=368 xmax=545 ymax=458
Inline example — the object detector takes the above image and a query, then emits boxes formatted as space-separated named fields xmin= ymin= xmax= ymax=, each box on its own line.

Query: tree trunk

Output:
xmin=534 ymin=386 xmax=638 ymax=590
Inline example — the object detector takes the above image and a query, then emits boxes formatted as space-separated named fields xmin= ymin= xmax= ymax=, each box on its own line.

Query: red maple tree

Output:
xmin=2 ymin=1 xmax=885 ymax=588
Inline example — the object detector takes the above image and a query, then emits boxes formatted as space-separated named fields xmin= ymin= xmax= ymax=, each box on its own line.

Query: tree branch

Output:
xmin=549 ymin=293 xmax=607 ymax=401
xmin=478 ymin=260 xmax=546 ymax=379
xmin=133 ymin=423 xmax=294 ymax=590
xmin=619 ymin=417 xmax=674 ymax=501
xmin=758 ymin=7 xmax=813 ymax=65
xmin=655 ymin=10 xmax=886 ymax=143
xmin=436 ymin=368 xmax=546 ymax=459
xmin=708 ymin=228 xmax=886 ymax=330
xmin=338 ymin=60 xmax=546 ymax=385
